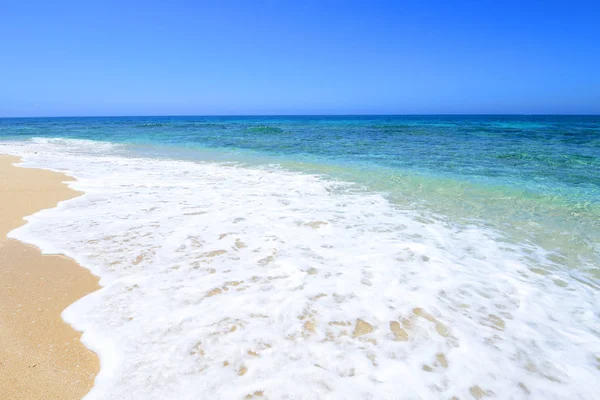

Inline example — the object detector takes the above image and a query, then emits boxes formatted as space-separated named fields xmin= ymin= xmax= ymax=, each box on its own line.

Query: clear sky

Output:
xmin=1 ymin=0 xmax=599 ymax=116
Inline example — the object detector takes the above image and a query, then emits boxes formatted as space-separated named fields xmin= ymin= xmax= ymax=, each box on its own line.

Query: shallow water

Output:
xmin=0 ymin=116 xmax=598 ymax=399
xmin=1 ymin=116 xmax=598 ymax=272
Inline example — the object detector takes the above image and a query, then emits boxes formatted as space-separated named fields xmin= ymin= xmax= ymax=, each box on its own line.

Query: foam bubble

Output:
xmin=1 ymin=138 xmax=599 ymax=399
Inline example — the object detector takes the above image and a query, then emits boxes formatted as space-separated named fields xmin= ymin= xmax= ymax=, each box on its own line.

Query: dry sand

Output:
xmin=0 ymin=155 xmax=99 ymax=399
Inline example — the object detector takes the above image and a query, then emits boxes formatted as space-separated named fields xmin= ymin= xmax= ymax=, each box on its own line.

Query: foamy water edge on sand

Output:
xmin=1 ymin=138 xmax=599 ymax=399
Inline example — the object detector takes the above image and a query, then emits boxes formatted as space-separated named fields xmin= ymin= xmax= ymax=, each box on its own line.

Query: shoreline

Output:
xmin=0 ymin=155 xmax=99 ymax=399
xmin=0 ymin=138 xmax=597 ymax=397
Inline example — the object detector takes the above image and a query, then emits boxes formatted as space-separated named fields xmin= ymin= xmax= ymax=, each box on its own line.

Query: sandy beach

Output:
xmin=0 ymin=155 xmax=98 ymax=399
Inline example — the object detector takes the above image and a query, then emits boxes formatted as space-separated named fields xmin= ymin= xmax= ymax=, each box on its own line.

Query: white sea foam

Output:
xmin=1 ymin=138 xmax=599 ymax=399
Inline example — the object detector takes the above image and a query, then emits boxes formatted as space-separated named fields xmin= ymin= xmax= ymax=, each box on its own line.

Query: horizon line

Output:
xmin=1 ymin=113 xmax=599 ymax=119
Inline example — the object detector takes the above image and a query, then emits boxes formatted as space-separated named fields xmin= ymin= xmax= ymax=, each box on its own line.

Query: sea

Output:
xmin=0 ymin=115 xmax=598 ymax=399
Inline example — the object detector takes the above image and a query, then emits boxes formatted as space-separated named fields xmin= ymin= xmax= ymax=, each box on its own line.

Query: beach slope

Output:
xmin=0 ymin=155 xmax=98 ymax=399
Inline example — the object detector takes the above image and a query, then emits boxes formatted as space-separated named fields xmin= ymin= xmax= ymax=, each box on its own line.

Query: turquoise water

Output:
xmin=1 ymin=115 xmax=599 ymax=274
xmin=2 ymin=115 xmax=600 ymax=398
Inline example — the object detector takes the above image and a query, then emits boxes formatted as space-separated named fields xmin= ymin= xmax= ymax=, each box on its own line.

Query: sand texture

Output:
xmin=0 ymin=155 xmax=99 ymax=399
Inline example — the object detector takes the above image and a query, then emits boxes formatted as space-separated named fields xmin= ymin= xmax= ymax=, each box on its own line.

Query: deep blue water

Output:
xmin=1 ymin=115 xmax=599 ymax=272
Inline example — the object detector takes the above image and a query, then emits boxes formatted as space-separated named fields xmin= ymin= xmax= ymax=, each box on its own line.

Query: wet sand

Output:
xmin=0 ymin=155 xmax=99 ymax=399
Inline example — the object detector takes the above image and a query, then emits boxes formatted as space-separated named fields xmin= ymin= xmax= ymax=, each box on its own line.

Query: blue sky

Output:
xmin=1 ymin=0 xmax=599 ymax=116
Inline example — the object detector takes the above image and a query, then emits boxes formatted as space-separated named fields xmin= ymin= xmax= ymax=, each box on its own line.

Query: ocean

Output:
xmin=0 ymin=115 xmax=598 ymax=399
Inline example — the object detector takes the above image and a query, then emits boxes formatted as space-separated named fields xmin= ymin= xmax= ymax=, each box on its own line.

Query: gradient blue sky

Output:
xmin=1 ymin=0 xmax=599 ymax=116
